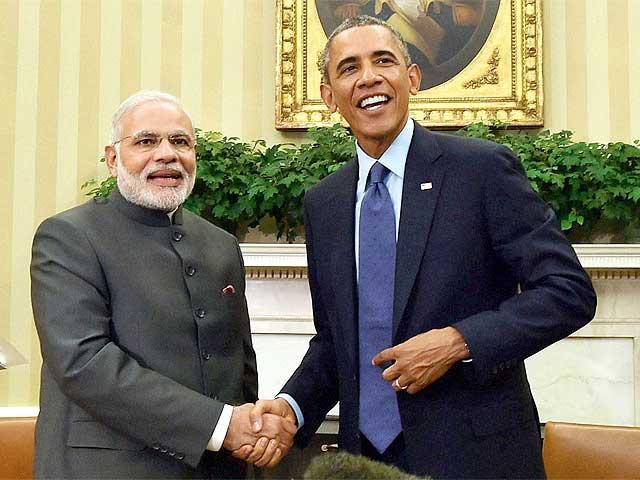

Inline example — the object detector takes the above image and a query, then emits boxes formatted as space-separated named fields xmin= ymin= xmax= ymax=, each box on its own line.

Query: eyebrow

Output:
xmin=372 ymin=49 xmax=399 ymax=60
xmin=334 ymin=49 xmax=399 ymax=73
xmin=131 ymin=129 xmax=191 ymax=138
xmin=335 ymin=56 xmax=358 ymax=74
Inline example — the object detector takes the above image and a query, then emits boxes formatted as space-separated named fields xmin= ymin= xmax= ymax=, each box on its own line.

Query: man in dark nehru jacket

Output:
xmin=30 ymin=91 xmax=295 ymax=479
xmin=243 ymin=16 xmax=597 ymax=479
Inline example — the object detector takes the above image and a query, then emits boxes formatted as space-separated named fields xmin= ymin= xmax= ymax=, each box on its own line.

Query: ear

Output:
xmin=407 ymin=63 xmax=422 ymax=95
xmin=320 ymin=83 xmax=338 ymax=112
xmin=105 ymin=145 xmax=118 ymax=177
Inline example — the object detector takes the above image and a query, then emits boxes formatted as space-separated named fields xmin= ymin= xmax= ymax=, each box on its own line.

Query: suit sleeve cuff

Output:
xmin=207 ymin=404 xmax=233 ymax=451
xmin=276 ymin=393 xmax=304 ymax=429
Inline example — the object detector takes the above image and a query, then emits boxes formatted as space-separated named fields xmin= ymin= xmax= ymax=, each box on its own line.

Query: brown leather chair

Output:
xmin=0 ymin=417 xmax=36 ymax=480
xmin=543 ymin=421 xmax=640 ymax=479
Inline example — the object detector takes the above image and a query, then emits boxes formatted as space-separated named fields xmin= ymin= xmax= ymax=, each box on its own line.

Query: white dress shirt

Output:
xmin=280 ymin=118 xmax=415 ymax=429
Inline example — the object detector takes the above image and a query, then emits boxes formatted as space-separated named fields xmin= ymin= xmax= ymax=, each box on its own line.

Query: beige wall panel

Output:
xmin=56 ymin=2 xmax=81 ymax=212
xmin=607 ymin=0 xmax=630 ymax=142
xmin=37 ymin=0 xmax=61 ymax=223
xmin=585 ymin=0 xmax=611 ymax=142
xmin=0 ymin=0 xmax=19 ymax=406
xmin=564 ymin=0 xmax=588 ymax=141
xmin=33 ymin=0 xmax=62 ymax=401
xmin=99 ymin=0 xmax=122 ymax=148
xmin=180 ymin=0 xmax=204 ymax=125
xmin=121 ymin=0 xmax=142 ymax=99
xmin=242 ymin=0 xmax=263 ymax=142
xmin=76 ymin=0 xmax=101 ymax=205
xmin=221 ymin=0 xmax=245 ymax=137
xmin=161 ymin=0 xmax=182 ymax=96
xmin=10 ymin=0 xmax=40 ymax=405
xmin=543 ymin=0 xmax=567 ymax=134
xmin=140 ymin=0 xmax=162 ymax=90
xmin=201 ymin=0 xmax=223 ymax=131
xmin=629 ymin=0 xmax=640 ymax=141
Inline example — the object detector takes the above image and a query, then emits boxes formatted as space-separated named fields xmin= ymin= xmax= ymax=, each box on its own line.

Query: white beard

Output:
xmin=115 ymin=157 xmax=196 ymax=212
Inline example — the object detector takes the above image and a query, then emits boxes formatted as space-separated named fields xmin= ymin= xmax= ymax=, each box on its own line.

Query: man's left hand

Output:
xmin=372 ymin=327 xmax=470 ymax=394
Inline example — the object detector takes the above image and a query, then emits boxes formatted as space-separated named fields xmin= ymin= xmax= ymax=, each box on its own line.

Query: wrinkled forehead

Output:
xmin=329 ymin=25 xmax=404 ymax=63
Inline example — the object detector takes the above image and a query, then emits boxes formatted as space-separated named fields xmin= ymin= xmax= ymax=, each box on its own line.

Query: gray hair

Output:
xmin=317 ymin=15 xmax=412 ymax=84
xmin=110 ymin=90 xmax=191 ymax=144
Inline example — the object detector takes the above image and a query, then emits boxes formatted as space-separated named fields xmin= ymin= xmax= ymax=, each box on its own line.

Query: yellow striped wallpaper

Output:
xmin=1 ymin=0 xmax=639 ymax=407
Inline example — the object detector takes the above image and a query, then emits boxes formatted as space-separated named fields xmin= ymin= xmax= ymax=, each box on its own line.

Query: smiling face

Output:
xmin=105 ymin=101 xmax=196 ymax=211
xmin=320 ymin=25 xmax=421 ymax=158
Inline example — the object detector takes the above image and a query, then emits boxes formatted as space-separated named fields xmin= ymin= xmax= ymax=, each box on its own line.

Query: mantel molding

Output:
xmin=240 ymin=244 xmax=640 ymax=279
xmin=572 ymin=244 xmax=640 ymax=269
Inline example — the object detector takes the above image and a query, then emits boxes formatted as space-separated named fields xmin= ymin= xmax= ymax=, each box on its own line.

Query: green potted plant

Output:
xmin=84 ymin=124 xmax=640 ymax=243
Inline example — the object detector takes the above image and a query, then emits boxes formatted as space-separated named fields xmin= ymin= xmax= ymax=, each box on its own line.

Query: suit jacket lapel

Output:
xmin=328 ymin=160 xmax=359 ymax=369
xmin=393 ymin=125 xmax=445 ymax=339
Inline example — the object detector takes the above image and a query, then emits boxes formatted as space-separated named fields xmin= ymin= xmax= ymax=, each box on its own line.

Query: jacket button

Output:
xmin=202 ymin=350 xmax=211 ymax=360
xmin=195 ymin=308 xmax=205 ymax=318
xmin=185 ymin=265 xmax=196 ymax=276
xmin=172 ymin=231 xmax=183 ymax=241
xmin=176 ymin=453 xmax=185 ymax=460
xmin=168 ymin=451 xmax=176 ymax=457
xmin=152 ymin=443 xmax=160 ymax=450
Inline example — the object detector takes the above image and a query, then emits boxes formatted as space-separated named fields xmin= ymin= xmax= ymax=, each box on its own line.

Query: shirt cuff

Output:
xmin=207 ymin=404 xmax=233 ymax=451
xmin=276 ymin=393 xmax=304 ymax=429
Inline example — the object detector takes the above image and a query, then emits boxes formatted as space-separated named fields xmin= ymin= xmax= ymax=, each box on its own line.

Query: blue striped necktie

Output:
xmin=358 ymin=161 xmax=402 ymax=453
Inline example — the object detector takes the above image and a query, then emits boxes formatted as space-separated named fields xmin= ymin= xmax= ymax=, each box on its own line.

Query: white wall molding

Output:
xmin=240 ymin=243 xmax=307 ymax=267
xmin=573 ymin=244 xmax=640 ymax=269
xmin=242 ymin=243 xmax=640 ymax=270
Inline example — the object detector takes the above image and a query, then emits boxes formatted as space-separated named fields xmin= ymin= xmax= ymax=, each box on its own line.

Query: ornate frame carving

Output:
xmin=276 ymin=0 xmax=543 ymax=129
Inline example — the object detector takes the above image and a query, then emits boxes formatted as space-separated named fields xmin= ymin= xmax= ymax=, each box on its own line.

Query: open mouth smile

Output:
xmin=146 ymin=169 xmax=183 ymax=187
xmin=358 ymin=94 xmax=390 ymax=111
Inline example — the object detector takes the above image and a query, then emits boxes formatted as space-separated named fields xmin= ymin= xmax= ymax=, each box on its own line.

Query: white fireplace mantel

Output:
xmin=240 ymin=243 xmax=640 ymax=271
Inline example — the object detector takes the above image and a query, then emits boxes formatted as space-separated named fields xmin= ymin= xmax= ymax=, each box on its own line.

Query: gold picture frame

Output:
xmin=276 ymin=0 xmax=543 ymax=129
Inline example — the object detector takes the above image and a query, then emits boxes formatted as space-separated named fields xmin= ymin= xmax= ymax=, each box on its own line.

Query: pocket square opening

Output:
xmin=222 ymin=285 xmax=236 ymax=295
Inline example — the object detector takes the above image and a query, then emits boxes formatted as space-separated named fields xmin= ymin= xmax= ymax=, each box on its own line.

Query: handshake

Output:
xmin=222 ymin=398 xmax=297 ymax=468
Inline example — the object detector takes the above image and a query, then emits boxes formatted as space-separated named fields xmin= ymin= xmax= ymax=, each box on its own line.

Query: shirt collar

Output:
xmin=356 ymin=117 xmax=414 ymax=182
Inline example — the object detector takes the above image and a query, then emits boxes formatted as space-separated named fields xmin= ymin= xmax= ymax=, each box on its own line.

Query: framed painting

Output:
xmin=276 ymin=0 xmax=543 ymax=129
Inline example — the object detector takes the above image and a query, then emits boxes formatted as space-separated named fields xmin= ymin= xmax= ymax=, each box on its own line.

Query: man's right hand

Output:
xmin=224 ymin=402 xmax=296 ymax=468
xmin=230 ymin=399 xmax=298 ymax=467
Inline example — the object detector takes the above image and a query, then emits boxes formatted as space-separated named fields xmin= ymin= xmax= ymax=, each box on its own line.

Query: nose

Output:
xmin=152 ymin=136 xmax=179 ymax=162
xmin=357 ymin=62 xmax=381 ymax=88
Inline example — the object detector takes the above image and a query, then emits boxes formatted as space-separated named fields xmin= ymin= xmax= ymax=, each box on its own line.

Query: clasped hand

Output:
xmin=223 ymin=401 xmax=297 ymax=468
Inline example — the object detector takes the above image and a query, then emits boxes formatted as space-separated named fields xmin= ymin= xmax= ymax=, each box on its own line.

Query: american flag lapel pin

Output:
xmin=222 ymin=284 xmax=236 ymax=295
xmin=420 ymin=182 xmax=433 ymax=191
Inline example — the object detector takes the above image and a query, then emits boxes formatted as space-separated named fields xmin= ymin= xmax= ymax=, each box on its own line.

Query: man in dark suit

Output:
xmin=30 ymin=91 xmax=295 ymax=479
xmin=243 ymin=16 xmax=596 ymax=479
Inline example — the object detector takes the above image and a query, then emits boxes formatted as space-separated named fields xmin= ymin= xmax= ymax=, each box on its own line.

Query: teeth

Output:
xmin=360 ymin=95 xmax=388 ymax=108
